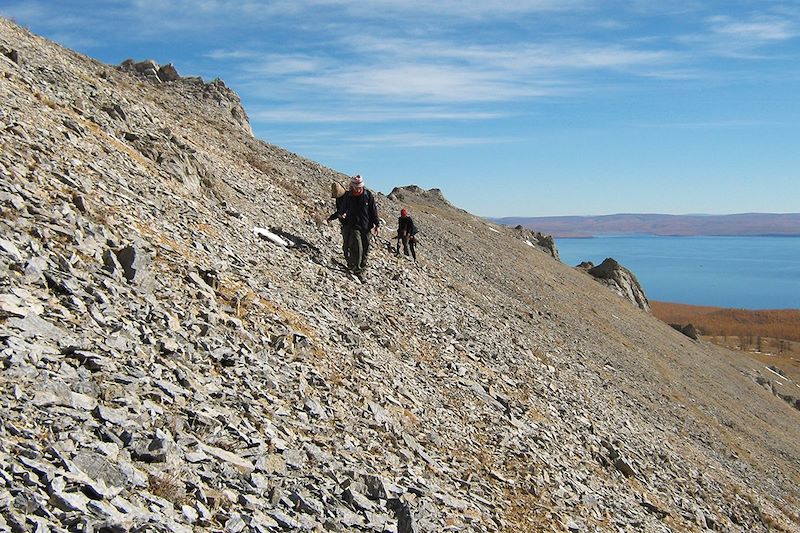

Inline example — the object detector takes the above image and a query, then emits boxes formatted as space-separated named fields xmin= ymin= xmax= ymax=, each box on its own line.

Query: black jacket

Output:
xmin=327 ymin=195 xmax=347 ymax=224
xmin=334 ymin=189 xmax=379 ymax=231
xmin=397 ymin=215 xmax=418 ymax=236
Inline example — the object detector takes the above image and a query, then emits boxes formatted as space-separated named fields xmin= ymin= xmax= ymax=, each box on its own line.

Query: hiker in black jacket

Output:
xmin=396 ymin=208 xmax=418 ymax=261
xmin=332 ymin=175 xmax=380 ymax=276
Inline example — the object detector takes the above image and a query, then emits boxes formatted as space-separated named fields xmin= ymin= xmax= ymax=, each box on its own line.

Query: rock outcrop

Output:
xmin=511 ymin=225 xmax=560 ymax=259
xmin=118 ymin=58 xmax=252 ymax=135
xmin=119 ymin=58 xmax=181 ymax=83
xmin=388 ymin=185 xmax=453 ymax=209
xmin=670 ymin=323 xmax=700 ymax=340
xmin=577 ymin=258 xmax=651 ymax=312
xmin=1 ymin=17 xmax=799 ymax=533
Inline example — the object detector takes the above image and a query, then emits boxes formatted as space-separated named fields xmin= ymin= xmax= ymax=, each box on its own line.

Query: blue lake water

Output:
xmin=556 ymin=236 xmax=800 ymax=310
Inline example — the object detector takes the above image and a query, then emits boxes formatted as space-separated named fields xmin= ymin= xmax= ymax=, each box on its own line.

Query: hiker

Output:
xmin=327 ymin=181 xmax=349 ymax=261
xmin=395 ymin=208 xmax=418 ymax=261
xmin=331 ymin=174 xmax=380 ymax=276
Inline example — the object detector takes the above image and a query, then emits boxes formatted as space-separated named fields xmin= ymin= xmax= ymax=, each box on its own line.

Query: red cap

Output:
xmin=401 ymin=209 xmax=407 ymax=217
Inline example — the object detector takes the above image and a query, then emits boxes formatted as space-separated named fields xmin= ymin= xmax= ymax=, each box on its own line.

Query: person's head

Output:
xmin=401 ymin=208 xmax=407 ymax=217
xmin=350 ymin=174 xmax=364 ymax=196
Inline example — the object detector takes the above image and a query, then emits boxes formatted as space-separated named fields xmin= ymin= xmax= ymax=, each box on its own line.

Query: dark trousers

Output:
xmin=340 ymin=225 xmax=352 ymax=260
xmin=396 ymin=233 xmax=416 ymax=260
xmin=346 ymin=227 xmax=370 ymax=273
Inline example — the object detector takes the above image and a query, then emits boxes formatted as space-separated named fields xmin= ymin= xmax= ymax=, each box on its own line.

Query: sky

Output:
xmin=2 ymin=1 xmax=799 ymax=217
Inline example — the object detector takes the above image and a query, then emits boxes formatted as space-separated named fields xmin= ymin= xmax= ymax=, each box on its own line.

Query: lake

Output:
xmin=556 ymin=236 xmax=800 ymax=310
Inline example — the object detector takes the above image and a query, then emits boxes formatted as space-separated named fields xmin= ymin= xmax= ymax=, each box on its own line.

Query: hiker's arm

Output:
xmin=332 ymin=196 xmax=349 ymax=220
xmin=370 ymin=196 xmax=379 ymax=229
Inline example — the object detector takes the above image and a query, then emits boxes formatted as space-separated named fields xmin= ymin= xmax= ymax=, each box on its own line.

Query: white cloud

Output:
xmin=347 ymin=35 xmax=678 ymax=72
xmin=243 ymin=55 xmax=322 ymax=75
xmin=331 ymin=131 xmax=517 ymax=148
xmin=677 ymin=13 xmax=799 ymax=58
xmin=636 ymin=119 xmax=777 ymax=129
xmin=293 ymin=63 xmax=554 ymax=102
xmin=229 ymin=35 xmax=681 ymax=105
xmin=205 ymin=49 xmax=260 ymax=60
xmin=130 ymin=0 xmax=590 ymax=20
xmin=249 ymin=106 xmax=506 ymax=123
xmin=709 ymin=15 xmax=797 ymax=42
xmin=0 ymin=2 xmax=47 ymax=22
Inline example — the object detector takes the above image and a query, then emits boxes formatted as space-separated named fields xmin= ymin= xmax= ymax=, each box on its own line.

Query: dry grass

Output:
xmin=651 ymin=301 xmax=800 ymax=343
xmin=148 ymin=471 xmax=187 ymax=506
xmin=652 ymin=301 xmax=800 ymax=382
xmin=245 ymin=154 xmax=275 ymax=176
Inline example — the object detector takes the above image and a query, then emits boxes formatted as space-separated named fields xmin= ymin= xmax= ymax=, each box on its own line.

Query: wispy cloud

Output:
xmin=709 ymin=15 xmax=797 ymax=42
xmin=129 ymin=0 xmax=591 ymax=20
xmin=226 ymin=36 xmax=680 ymax=107
xmin=636 ymin=119 xmax=778 ymax=129
xmin=320 ymin=131 xmax=517 ymax=148
xmin=677 ymin=12 xmax=799 ymax=58
xmin=250 ymin=106 xmax=506 ymax=123
xmin=242 ymin=54 xmax=323 ymax=75
xmin=8 ymin=0 xmax=800 ymax=154
xmin=293 ymin=64 xmax=554 ymax=103
xmin=0 ymin=1 xmax=47 ymax=22
xmin=205 ymin=49 xmax=261 ymax=60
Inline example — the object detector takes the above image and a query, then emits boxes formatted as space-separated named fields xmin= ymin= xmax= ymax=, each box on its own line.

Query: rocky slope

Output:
xmin=1 ymin=18 xmax=799 ymax=533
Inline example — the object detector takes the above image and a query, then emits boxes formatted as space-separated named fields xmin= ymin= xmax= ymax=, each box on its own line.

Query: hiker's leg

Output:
xmin=359 ymin=229 xmax=370 ymax=270
xmin=402 ymin=234 xmax=410 ymax=256
xmin=410 ymin=239 xmax=416 ymax=260
xmin=340 ymin=225 xmax=351 ymax=260
xmin=347 ymin=229 xmax=362 ymax=272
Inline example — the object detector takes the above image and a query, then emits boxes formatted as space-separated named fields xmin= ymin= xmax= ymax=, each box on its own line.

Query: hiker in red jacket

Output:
xmin=395 ymin=208 xmax=418 ymax=261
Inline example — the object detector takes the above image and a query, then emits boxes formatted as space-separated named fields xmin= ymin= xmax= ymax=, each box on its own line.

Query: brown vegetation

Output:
xmin=652 ymin=301 xmax=800 ymax=383
xmin=651 ymin=301 xmax=800 ymax=343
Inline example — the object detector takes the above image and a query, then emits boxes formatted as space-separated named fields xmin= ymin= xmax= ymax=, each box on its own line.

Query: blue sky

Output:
xmin=2 ymin=1 xmax=799 ymax=217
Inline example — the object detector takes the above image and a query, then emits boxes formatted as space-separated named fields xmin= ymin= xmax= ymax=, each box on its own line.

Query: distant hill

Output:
xmin=495 ymin=213 xmax=800 ymax=238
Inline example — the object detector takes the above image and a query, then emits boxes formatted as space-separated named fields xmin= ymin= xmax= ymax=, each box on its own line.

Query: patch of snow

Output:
xmin=488 ymin=227 xmax=500 ymax=234
xmin=253 ymin=227 xmax=288 ymax=247
xmin=765 ymin=366 xmax=789 ymax=381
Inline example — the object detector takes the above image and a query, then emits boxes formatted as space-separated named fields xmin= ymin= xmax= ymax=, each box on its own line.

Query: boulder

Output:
xmin=670 ymin=323 xmax=700 ymax=340
xmin=579 ymin=258 xmax=650 ymax=312
xmin=158 ymin=63 xmax=181 ymax=82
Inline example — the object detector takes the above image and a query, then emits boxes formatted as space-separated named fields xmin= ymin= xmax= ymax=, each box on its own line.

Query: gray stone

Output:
xmin=200 ymin=444 xmax=255 ymax=475
xmin=48 ymin=477 xmax=89 ymax=513
xmin=72 ymin=451 xmax=126 ymax=497
xmin=256 ymin=453 xmax=286 ymax=475
xmin=93 ymin=404 xmax=130 ymax=426
xmin=225 ymin=513 xmax=247 ymax=533
xmin=289 ymin=490 xmax=324 ymax=516
xmin=0 ymin=239 xmax=23 ymax=262
xmin=7 ymin=313 xmax=69 ymax=341
xmin=130 ymin=435 xmax=170 ymax=463
xmin=267 ymin=509 xmax=303 ymax=530
xmin=33 ymin=384 xmax=97 ymax=411
xmin=343 ymin=487 xmax=375 ymax=512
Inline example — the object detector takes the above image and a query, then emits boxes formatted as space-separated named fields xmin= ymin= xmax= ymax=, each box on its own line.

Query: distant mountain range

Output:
xmin=494 ymin=213 xmax=800 ymax=238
